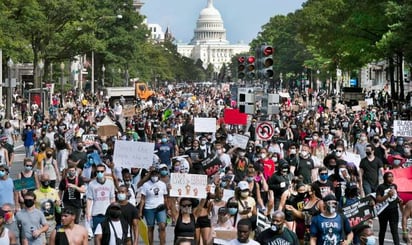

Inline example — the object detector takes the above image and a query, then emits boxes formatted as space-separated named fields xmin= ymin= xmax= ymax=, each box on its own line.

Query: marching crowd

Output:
xmin=0 ymin=83 xmax=411 ymax=245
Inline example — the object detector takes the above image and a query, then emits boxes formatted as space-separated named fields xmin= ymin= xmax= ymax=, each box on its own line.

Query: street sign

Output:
xmin=3 ymin=78 xmax=17 ymax=87
xmin=256 ymin=121 xmax=274 ymax=141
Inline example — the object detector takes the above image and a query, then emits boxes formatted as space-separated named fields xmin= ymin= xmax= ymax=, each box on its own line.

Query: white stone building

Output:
xmin=176 ymin=0 xmax=250 ymax=71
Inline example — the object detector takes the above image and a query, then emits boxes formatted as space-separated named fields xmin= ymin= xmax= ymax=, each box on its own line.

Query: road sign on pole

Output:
xmin=256 ymin=121 xmax=274 ymax=141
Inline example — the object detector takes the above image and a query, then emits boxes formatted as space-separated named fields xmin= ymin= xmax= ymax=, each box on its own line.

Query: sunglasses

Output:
xmin=336 ymin=150 xmax=343 ymax=153
xmin=25 ymin=165 xmax=33 ymax=167
xmin=96 ymin=171 xmax=105 ymax=173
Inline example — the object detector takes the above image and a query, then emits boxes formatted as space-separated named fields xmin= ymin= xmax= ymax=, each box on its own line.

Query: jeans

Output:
xmin=25 ymin=145 xmax=34 ymax=157
xmin=92 ymin=214 xmax=106 ymax=233
xmin=362 ymin=180 xmax=377 ymax=195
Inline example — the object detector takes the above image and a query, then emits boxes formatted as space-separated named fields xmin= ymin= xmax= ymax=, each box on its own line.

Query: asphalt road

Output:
xmin=9 ymin=141 xmax=406 ymax=245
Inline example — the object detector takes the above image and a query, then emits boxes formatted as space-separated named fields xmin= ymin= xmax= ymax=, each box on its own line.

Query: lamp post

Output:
xmin=6 ymin=58 xmax=13 ymax=119
xmin=60 ymin=62 xmax=65 ymax=107
xmin=102 ymin=65 xmax=105 ymax=88
xmin=38 ymin=59 xmax=44 ymax=115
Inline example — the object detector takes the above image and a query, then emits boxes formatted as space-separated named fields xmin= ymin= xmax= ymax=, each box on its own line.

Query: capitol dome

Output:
xmin=190 ymin=0 xmax=228 ymax=45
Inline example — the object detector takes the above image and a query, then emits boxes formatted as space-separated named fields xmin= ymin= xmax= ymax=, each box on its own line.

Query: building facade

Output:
xmin=176 ymin=0 xmax=250 ymax=72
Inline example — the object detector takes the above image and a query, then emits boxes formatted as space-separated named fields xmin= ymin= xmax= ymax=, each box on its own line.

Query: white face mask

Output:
xmin=216 ymin=149 xmax=223 ymax=154
xmin=290 ymin=149 xmax=296 ymax=154
xmin=335 ymin=151 xmax=342 ymax=157
xmin=261 ymin=153 xmax=267 ymax=159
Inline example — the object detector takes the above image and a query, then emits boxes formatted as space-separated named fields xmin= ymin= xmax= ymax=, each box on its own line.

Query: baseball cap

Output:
xmin=238 ymin=181 xmax=249 ymax=191
xmin=159 ymin=163 xmax=168 ymax=169
xmin=323 ymin=194 xmax=337 ymax=202
xmin=0 ymin=164 xmax=9 ymax=171
xmin=108 ymin=202 xmax=121 ymax=210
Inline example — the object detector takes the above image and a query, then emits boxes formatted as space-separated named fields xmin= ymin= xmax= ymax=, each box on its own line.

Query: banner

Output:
xmin=113 ymin=140 xmax=154 ymax=169
xmin=231 ymin=133 xmax=249 ymax=149
xmin=201 ymin=155 xmax=222 ymax=176
xmin=223 ymin=108 xmax=247 ymax=125
xmin=384 ymin=166 xmax=412 ymax=202
xmin=169 ymin=173 xmax=208 ymax=198
xmin=341 ymin=196 xmax=375 ymax=228
xmin=194 ymin=118 xmax=217 ymax=133
xmin=393 ymin=120 xmax=412 ymax=137
xmin=82 ymin=134 xmax=97 ymax=147
xmin=13 ymin=177 xmax=37 ymax=191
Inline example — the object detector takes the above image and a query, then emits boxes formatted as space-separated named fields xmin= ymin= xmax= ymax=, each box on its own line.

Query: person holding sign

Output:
xmin=376 ymin=172 xmax=402 ymax=245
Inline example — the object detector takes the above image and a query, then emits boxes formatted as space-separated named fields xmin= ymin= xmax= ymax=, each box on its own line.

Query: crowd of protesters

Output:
xmin=0 ymin=83 xmax=411 ymax=245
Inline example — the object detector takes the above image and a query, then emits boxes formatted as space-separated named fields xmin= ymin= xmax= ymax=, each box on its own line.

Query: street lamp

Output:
xmin=60 ymin=62 xmax=65 ymax=107
xmin=38 ymin=59 xmax=44 ymax=115
xmin=102 ymin=65 xmax=105 ymax=87
xmin=6 ymin=58 xmax=13 ymax=119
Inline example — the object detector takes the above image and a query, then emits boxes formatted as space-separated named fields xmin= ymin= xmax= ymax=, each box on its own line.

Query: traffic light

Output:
xmin=246 ymin=56 xmax=256 ymax=79
xmin=258 ymin=45 xmax=274 ymax=79
xmin=237 ymin=56 xmax=246 ymax=80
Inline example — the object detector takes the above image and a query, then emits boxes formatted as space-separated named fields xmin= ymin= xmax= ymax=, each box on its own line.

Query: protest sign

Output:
xmin=113 ymin=140 xmax=154 ymax=169
xmin=13 ymin=177 xmax=37 ymax=191
xmin=123 ymin=107 xmax=136 ymax=118
xmin=393 ymin=120 xmax=412 ymax=137
xmin=82 ymin=134 xmax=97 ymax=146
xmin=201 ymin=155 xmax=222 ymax=176
xmin=169 ymin=173 xmax=208 ymax=198
xmin=222 ymin=189 xmax=235 ymax=202
xmin=65 ymin=128 xmax=74 ymax=143
xmin=231 ymin=133 xmax=249 ymax=149
xmin=194 ymin=117 xmax=217 ymax=133
xmin=359 ymin=101 xmax=368 ymax=108
xmin=341 ymin=196 xmax=375 ymax=229
xmin=343 ymin=152 xmax=361 ymax=169
xmin=365 ymin=98 xmax=374 ymax=106
xmin=352 ymin=105 xmax=362 ymax=112
xmin=223 ymin=108 xmax=247 ymax=125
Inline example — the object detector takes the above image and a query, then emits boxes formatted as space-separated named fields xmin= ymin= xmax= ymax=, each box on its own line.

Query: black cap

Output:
xmin=323 ymin=194 xmax=337 ymax=202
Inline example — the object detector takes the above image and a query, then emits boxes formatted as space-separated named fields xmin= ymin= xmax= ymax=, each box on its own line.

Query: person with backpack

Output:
xmin=310 ymin=194 xmax=353 ymax=245
xmin=94 ymin=202 xmax=131 ymax=245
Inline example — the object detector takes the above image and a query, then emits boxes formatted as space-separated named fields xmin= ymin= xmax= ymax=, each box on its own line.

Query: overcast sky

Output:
xmin=141 ymin=0 xmax=306 ymax=44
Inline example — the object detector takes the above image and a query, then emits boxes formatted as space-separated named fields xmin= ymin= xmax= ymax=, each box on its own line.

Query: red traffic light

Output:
xmin=247 ymin=56 xmax=255 ymax=63
xmin=263 ymin=46 xmax=274 ymax=56
xmin=238 ymin=56 xmax=245 ymax=63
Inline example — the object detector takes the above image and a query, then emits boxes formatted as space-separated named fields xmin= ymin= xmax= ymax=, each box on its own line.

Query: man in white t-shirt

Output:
xmin=229 ymin=219 xmax=260 ymax=245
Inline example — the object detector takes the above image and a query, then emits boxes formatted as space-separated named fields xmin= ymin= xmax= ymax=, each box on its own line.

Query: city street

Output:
xmin=8 ymin=141 xmax=406 ymax=245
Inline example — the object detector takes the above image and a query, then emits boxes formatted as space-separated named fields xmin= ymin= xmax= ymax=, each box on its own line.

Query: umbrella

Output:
xmin=97 ymin=116 xmax=119 ymax=137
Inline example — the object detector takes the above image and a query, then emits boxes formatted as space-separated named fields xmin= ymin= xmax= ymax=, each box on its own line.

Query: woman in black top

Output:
xmin=174 ymin=198 xmax=197 ymax=245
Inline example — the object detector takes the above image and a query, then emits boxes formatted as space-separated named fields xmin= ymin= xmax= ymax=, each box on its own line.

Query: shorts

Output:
xmin=144 ymin=208 xmax=167 ymax=227
xmin=195 ymin=216 xmax=211 ymax=228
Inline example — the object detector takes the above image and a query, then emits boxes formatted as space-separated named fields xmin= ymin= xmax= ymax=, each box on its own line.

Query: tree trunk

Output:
xmin=397 ymin=52 xmax=405 ymax=101
xmin=389 ymin=56 xmax=397 ymax=100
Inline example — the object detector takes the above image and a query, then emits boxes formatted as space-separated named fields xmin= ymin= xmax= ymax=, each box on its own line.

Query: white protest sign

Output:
xmin=169 ymin=173 xmax=208 ymax=198
xmin=222 ymin=189 xmax=235 ymax=202
xmin=64 ymin=128 xmax=74 ymax=143
xmin=113 ymin=140 xmax=154 ymax=169
xmin=343 ymin=151 xmax=362 ymax=169
xmin=82 ymin=134 xmax=97 ymax=146
xmin=393 ymin=120 xmax=412 ymax=137
xmin=232 ymin=134 xmax=249 ymax=149
xmin=194 ymin=117 xmax=216 ymax=133
xmin=365 ymin=98 xmax=374 ymax=106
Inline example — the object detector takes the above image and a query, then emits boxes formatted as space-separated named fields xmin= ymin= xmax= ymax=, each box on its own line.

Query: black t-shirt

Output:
xmin=312 ymin=180 xmax=334 ymax=198
xmin=120 ymin=202 xmax=139 ymax=229
xmin=59 ymin=176 xmax=85 ymax=208
xmin=376 ymin=183 xmax=399 ymax=210
xmin=359 ymin=157 xmax=383 ymax=185
xmin=69 ymin=151 xmax=87 ymax=168
xmin=291 ymin=156 xmax=314 ymax=184
xmin=256 ymin=227 xmax=299 ymax=245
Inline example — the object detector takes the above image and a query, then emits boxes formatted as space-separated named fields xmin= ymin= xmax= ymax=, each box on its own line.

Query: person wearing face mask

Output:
xmin=39 ymin=148 xmax=60 ymax=188
xmin=259 ymin=148 xmax=275 ymax=180
xmin=354 ymin=132 xmax=369 ymax=159
xmin=359 ymin=144 xmax=384 ymax=196
xmin=245 ymin=168 xmax=267 ymax=214
xmin=402 ymin=143 xmax=412 ymax=160
xmin=95 ymin=202 xmax=132 ymax=245
xmin=211 ymin=187 xmax=226 ymax=227
xmin=173 ymin=198 xmax=197 ymax=245
xmin=185 ymin=140 xmax=205 ymax=165
xmin=86 ymin=164 xmax=116 ymax=233
xmin=0 ymin=164 xmax=19 ymax=211
xmin=199 ymin=136 xmax=212 ymax=158
xmin=310 ymin=194 xmax=353 ymax=245
xmin=2 ymin=203 xmax=20 ymax=244
xmin=34 ymin=173 xmax=61 ymax=242
xmin=354 ymin=224 xmax=376 ymax=245
xmin=328 ymin=161 xmax=353 ymax=202
xmin=0 ymin=208 xmax=18 ymax=245
xmin=120 ymin=171 xmax=138 ymax=206
xmin=268 ymin=160 xmax=292 ymax=210
xmin=18 ymin=158 xmax=40 ymax=196
xmin=155 ymin=134 xmax=175 ymax=168
xmin=58 ymin=163 xmax=86 ymax=224
xmin=116 ymin=185 xmax=139 ymax=245
xmin=233 ymin=149 xmax=249 ymax=182
xmin=290 ymin=145 xmax=315 ymax=184
xmin=15 ymin=191 xmax=49 ymax=245
xmin=312 ymin=167 xmax=334 ymax=198
xmin=139 ymin=169 xmax=169 ymax=245
xmin=284 ymin=182 xmax=308 ymax=236
xmin=395 ymin=137 xmax=406 ymax=155
xmin=256 ymin=210 xmax=299 ymax=244
xmin=235 ymin=181 xmax=257 ymax=220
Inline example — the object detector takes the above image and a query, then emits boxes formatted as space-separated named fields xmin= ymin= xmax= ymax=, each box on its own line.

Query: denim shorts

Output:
xmin=144 ymin=208 xmax=167 ymax=227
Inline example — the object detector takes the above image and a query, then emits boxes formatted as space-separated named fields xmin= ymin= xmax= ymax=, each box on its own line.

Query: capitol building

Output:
xmin=176 ymin=0 xmax=250 ymax=72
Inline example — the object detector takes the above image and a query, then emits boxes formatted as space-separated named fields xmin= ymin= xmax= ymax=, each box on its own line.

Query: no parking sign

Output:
xmin=255 ymin=122 xmax=274 ymax=141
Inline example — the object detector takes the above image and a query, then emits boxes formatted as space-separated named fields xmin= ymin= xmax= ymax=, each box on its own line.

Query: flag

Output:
xmin=256 ymin=210 xmax=270 ymax=230
xmin=162 ymin=103 xmax=173 ymax=122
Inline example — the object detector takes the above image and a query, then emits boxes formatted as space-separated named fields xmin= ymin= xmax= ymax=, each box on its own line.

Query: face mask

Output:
xmin=297 ymin=192 xmax=307 ymax=199
xmin=300 ymin=151 xmax=309 ymax=158
xmin=393 ymin=159 xmax=401 ymax=166
xmin=320 ymin=174 xmax=328 ymax=181
xmin=313 ymin=136 xmax=318 ymax=141
xmin=117 ymin=193 xmax=127 ymax=201
xmin=326 ymin=204 xmax=336 ymax=214
xmin=161 ymin=138 xmax=167 ymax=143
xmin=201 ymin=140 xmax=207 ymax=145
xmin=335 ymin=151 xmax=342 ymax=157
xmin=0 ymin=170 xmax=6 ymax=177
xmin=96 ymin=172 xmax=105 ymax=179
xmin=220 ymin=181 xmax=227 ymax=188
xmin=40 ymin=146 xmax=46 ymax=151
xmin=228 ymin=208 xmax=238 ymax=215
xmin=271 ymin=223 xmax=282 ymax=232
xmin=261 ymin=153 xmax=267 ymax=159
xmin=240 ymin=191 xmax=249 ymax=198
xmin=373 ymin=139 xmax=380 ymax=144
xmin=246 ymin=177 xmax=254 ymax=183
xmin=41 ymin=181 xmax=50 ymax=188
xmin=290 ymin=149 xmax=296 ymax=154
xmin=46 ymin=154 xmax=53 ymax=158
xmin=160 ymin=170 xmax=168 ymax=176
xmin=67 ymin=171 xmax=76 ymax=178
xmin=398 ymin=140 xmax=404 ymax=145
xmin=174 ymin=166 xmax=181 ymax=172
xmin=181 ymin=206 xmax=192 ymax=214
xmin=216 ymin=149 xmax=223 ymax=154
xmin=361 ymin=136 xmax=367 ymax=141
xmin=109 ymin=209 xmax=122 ymax=219
xmin=365 ymin=236 xmax=376 ymax=245
xmin=25 ymin=166 xmax=33 ymax=171
xmin=239 ymin=152 xmax=246 ymax=157
xmin=24 ymin=199 xmax=35 ymax=208
xmin=272 ymin=157 xmax=278 ymax=162
xmin=151 ymin=176 xmax=159 ymax=183
xmin=4 ymin=211 xmax=13 ymax=223
xmin=405 ymin=148 xmax=411 ymax=154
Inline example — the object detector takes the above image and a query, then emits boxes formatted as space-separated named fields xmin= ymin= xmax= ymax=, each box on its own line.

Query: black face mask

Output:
xmin=297 ymin=192 xmax=307 ymax=199
xmin=24 ymin=199 xmax=35 ymax=208
xmin=109 ymin=209 xmax=122 ymax=219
